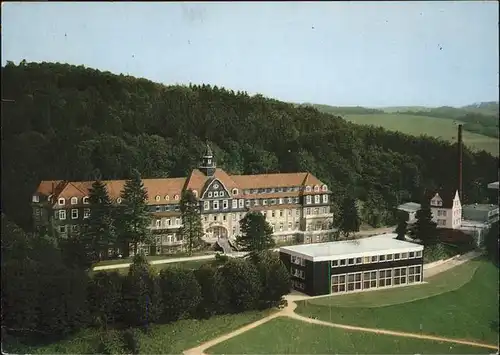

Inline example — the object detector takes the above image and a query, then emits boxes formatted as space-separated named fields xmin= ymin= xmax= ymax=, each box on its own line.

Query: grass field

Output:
xmin=206 ymin=317 xmax=492 ymax=354
xmin=5 ymin=310 xmax=274 ymax=354
xmin=344 ymin=113 xmax=499 ymax=156
xmin=296 ymin=259 xmax=499 ymax=344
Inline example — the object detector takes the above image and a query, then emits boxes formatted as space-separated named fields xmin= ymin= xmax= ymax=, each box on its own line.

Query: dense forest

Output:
xmin=1 ymin=61 xmax=498 ymax=231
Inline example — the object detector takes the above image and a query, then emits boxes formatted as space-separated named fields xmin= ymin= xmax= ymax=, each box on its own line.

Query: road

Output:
xmin=93 ymin=225 xmax=397 ymax=271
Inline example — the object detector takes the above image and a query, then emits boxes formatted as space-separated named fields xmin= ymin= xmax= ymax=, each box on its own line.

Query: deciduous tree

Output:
xmin=236 ymin=212 xmax=275 ymax=255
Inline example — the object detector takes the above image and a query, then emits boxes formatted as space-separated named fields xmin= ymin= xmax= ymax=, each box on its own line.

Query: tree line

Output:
xmin=1 ymin=213 xmax=290 ymax=353
xmin=1 ymin=61 xmax=498 ymax=234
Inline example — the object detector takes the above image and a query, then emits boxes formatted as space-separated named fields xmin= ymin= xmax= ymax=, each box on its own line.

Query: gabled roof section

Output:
xmin=214 ymin=169 xmax=239 ymax=190
xmin=427 ymin=188 xmax=458 ymax=209
xmin=184 ymin=169 xmax=208 ymax=193
xmin=231 ymin=172 xmax=320 ymax=189
xmin=141 ymin=178 xmax=187 ymax=204
xmin=35 ymin=180 xmax=65 ymax=196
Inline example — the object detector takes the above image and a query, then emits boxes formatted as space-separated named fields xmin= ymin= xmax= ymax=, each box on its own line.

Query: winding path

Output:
xmin=183 ymin=251 xmax=497 ymax=355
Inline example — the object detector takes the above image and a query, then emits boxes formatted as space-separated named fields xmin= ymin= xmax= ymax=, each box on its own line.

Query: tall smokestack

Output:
xmin=458 ymin=124 xmax=463 ymax=202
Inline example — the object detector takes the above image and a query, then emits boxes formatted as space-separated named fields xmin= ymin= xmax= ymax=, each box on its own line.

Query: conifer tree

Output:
xmin=236 ymin=212 xmax=275 ymax=256
xmin=337 ymin=196 xmax=361 ymax=238
xmin=179 ymin=189 xmax=204 ymax=255
xmin=117 ymin=170 xmax=151 ymax=257
xmin=395 ymin=210 xmax=408 ymax=241
xmin=84 ymin=180 xmax=117 ymax=260
xmin=414 ymin=199 xmax=438 ymax=246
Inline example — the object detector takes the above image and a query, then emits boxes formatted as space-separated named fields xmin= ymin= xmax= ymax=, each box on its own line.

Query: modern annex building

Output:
xmin=279 ymin=234 xmax=424 ymax=296
xmin=31 ymin=145 xmax=334 ymax=255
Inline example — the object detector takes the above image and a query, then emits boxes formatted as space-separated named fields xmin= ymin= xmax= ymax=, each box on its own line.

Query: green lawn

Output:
xmin=344 ymin=113 xmax=499 ymax=156
xmin=5 ymin=310 xmax=274 ymax=355
xmin=206 ymin=317 xmax=493 ymax=354
xmin=296 ymin=259 xmax=499 ymax=344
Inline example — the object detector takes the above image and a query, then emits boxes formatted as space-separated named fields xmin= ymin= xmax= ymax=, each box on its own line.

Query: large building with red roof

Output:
xmin=32 ymin=145 xmax=334 ymax=255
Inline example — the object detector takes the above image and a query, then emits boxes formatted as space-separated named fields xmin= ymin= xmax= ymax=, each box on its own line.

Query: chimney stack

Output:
xmin=458 ymin=124 xmax=463 ymax=202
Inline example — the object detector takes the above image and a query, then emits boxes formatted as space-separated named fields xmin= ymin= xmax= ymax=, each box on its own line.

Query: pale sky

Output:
xmin=2 ymin=1 xmax=498 ymax=107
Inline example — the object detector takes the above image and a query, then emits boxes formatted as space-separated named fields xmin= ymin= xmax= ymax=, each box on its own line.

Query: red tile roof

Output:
xmin=33 ymin=168 xmax=328 ymax=206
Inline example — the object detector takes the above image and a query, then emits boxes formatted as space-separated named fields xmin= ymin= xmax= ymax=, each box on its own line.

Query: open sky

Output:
xmin=2 ymin=1 xmax=498 ymax=107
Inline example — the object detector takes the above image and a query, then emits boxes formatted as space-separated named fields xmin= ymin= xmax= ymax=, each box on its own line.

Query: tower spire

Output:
xmin=199 ymin=142 xmax=216 ymax=176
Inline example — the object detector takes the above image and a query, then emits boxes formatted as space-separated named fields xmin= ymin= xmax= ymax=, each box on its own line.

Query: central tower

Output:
xmin=199 ymin=142 xmax=216 ymax=177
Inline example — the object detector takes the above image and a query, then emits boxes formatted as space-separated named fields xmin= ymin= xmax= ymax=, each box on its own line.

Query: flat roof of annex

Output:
xmin=279 ymin=233 xmax=423 ymax=262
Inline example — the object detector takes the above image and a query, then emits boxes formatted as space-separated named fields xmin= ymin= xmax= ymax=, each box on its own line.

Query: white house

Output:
xmin=429 ymin=190 xmax=462 ymax=229
xmin=397 ymin=189 xmax=462 ymax=230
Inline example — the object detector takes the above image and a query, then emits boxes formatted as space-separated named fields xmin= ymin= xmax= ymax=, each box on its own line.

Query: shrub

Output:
xmin=194 ymin=264 xmax=229 ymax=318
xmin=121 ymin=256 xmax=162 ymax=327
xmin=424 ymin=243 xmax=451 ymax=263
xmin=122 ymin=328 xmax=140 ymax=355
xmin=219 ymin=258 xmax=262 ymax=313
xmin=158 ymin=268 xmax=202 ymax=322
xmin=250 ymin=251 xmax=291 ymax=308
xmin=88 ymin=271 xmax=123 ymax=327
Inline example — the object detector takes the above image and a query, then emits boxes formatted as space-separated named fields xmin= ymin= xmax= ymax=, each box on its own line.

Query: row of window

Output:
xmin=291 ymin=280 xmax=305 ymax=290
xmin=55 ymin=208 xmax=91 ymax=220
xmin=331 ymin=266 xmax=422 ymax=293
xmin=331 ymin=250 xmax=423 ymax=267
xmin=37 ymin=196 xmax=91 ymax=205
xmin=243 ymin=184 xmax=328 ymax=195
xmin=291 ymin=255 xmax=306 ymax=266
xmin=305 ymin=195 xmax=329 ymax=205
xmin=155 ymin=204 xmax=180 ymax=213
xmin=291 ymin=268 xmax=305 ymax=279
xmin=153 ymin=218 xmax=182 ymax=228
xmin=155 ymin=194 xmax=180 ymax=202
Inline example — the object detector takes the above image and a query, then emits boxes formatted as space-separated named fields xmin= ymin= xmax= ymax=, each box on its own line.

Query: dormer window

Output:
xmin=193 ymin=190 xmax=198 ymax=197
xmin=83 ymin=196 xmax=89 ymax=204
xmin=155 ymin=195 xmax=160 ymax=202
xmin=305 ymin=186 xmax=312 ymax=192
xmin=174 ymin=195 xmax=179 ymax=200
xmin=58 ymin=198 xmax=65 ymax=205
xmin=71 ymin=197 xmax=78 ymax=205
xmin=314 ymin=185 xmax=320 ymax=192
xmin=165 ymin=195 xmax=169 ymax=201
xmin=322 ymin=185 xmax=328 ymax=191
xmin=32 ymin=195 xmax=40 ymax=203
xmin=117 ymin=198 xmax=122 ymax=204
xmin=232 ymin=188 xmax=238 ymax=195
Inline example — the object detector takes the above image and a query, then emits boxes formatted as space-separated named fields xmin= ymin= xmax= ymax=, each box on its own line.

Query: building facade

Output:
xmin=279 ymin=234 xmax=424 ymax=296
xmin=397 ymin=189 xmax=462 ymax=230
xmin=32 ymin=145 xmax=335 ymax=255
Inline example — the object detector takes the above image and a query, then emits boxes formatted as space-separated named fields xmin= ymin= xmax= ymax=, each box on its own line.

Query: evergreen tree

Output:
xmin=395 ymin=210 xmax=408 ymax=241
xmin=179 ymin=189 xmax=204 ymax=255
xmin=117 ymin=170 xmax=151 ymax=256
xmin=84 ymin=180 xmax=117 ymax=260
xmin=414 ymin=199 xmax=438 ymax=246
xmin=337 ymin=196 xmax=361 ymax=238
xmin=236 ymin=212 xmax=275 ymax=255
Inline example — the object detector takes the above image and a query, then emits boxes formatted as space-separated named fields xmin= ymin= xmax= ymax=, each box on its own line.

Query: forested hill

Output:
xmin=1 ymin=61 xmax=498 ymax=230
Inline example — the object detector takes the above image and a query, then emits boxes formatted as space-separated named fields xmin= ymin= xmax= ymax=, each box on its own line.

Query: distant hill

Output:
xmin=306 ymin=102 xmax=499 ymax=156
